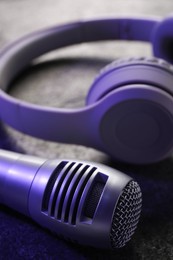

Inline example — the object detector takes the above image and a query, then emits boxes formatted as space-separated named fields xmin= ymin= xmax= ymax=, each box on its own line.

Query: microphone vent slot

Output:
xmin=41 ymin=161 xmax=102 ymax=225
xmin=83 ymin=181 xmax=105 ymax=219
xmin=42 ymin=161 xmax=68 ymax=212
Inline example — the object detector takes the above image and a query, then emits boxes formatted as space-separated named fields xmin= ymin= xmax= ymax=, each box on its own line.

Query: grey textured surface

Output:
xmin=0 ymin=0 xmax=173 ymax=259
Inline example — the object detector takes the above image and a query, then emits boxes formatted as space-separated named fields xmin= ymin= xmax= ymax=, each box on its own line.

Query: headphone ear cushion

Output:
xmin=152 ymin=16 xmax=173 ymax=64
xmin=86 ymin=57 xmax=173 ymax=105
xmin=86 ymin=57 xmax=133 ymax=105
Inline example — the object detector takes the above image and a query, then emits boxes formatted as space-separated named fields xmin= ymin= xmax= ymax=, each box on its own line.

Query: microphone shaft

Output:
xmin=0 ymin=149 xmax=45 ymax=216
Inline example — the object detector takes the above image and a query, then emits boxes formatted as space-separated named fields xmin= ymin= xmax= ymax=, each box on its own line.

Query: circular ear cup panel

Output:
xmin=86 ymin=57 xmax=173 ymax=105
xmin=100 ymin=92 xmax=173 ymax=164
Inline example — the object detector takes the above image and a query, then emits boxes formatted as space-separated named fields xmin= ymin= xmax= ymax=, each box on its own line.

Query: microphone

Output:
xmin=0 ymin=149 xmax=142 ymax=249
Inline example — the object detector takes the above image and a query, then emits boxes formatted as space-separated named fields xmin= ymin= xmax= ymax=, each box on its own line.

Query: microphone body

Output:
xmin=0 ymin=149 xmax=142 ymax=249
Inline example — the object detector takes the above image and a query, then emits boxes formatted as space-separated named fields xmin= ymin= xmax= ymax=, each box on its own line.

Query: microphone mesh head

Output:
xmin=110 ymin=180 xmax=142 ymax=249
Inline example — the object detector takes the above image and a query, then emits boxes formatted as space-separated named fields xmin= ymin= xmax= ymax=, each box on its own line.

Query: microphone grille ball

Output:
xmin=110 ymin=180 xmax=142 ymax=249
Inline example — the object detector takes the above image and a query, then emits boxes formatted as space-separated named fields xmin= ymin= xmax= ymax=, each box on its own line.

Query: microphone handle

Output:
xmin=0 ymin=149 xmax=46 ymax=216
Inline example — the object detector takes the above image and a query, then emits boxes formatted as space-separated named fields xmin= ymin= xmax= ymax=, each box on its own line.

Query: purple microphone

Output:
xmin=0 ymin=149 xmax=142 ymax=249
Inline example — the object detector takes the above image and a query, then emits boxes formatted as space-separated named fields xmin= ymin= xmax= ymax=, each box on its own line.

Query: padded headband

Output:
xmin=0 ymin=18 xmax=159 ymax=136
xmin=0 ymin=16 xmax=173 ymax=164
xmin=0 ymin=18 xmax=158 ymax=89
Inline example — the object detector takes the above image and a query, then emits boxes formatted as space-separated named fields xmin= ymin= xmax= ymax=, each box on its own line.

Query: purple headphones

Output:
xmin=0 ymin=16 xmax=173 ymax=164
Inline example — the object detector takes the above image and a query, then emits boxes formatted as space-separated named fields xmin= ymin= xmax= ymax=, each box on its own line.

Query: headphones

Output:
xmin=0 ymin=16 xmax=173 ymax=164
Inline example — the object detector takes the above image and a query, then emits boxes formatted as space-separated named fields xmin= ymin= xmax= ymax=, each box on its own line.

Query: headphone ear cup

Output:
xmin=87 ymin=57 xmax=173 ymax=164
xmin=152 ymin=16 xmax=173 ymax=64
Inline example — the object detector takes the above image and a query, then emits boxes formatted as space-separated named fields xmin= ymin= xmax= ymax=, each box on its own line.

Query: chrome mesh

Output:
xmin=110 ymin=180 xmax=142 ymax=248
